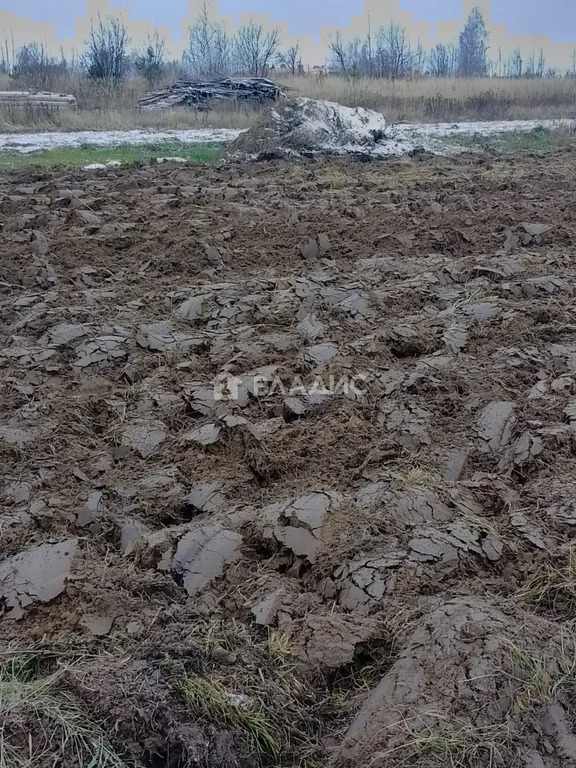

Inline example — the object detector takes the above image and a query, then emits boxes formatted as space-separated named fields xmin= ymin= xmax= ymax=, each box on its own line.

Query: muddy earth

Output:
xmin=2 ymin=150 xmax=576 ymax=767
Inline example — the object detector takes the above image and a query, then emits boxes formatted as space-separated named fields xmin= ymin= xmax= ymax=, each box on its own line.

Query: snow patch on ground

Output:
xmin=0 ymin=127 xmax=242 ymax=153
xmin=83 ymin=160 xmax=123 ymax=170
xmin=0 ymin=110 xmax=571 ymax=156
xmin=83 ymin=157 xmax=190 ymax=170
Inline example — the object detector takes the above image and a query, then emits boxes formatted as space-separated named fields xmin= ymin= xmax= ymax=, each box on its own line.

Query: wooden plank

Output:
xmin=0 ymin=91 xmax=77 ymax=108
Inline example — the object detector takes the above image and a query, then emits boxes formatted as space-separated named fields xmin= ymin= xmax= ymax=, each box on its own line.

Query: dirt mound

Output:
xmin=2 ymin=149 xmax=576 ymax=767
xmin=225 ymin=96 xmax=391 ymax=159
xmin=336 ymin=597 xmax=576 ymax=767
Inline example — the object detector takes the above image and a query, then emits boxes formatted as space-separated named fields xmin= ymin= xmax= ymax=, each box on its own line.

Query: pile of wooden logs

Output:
xmin=0 ymin=91 xmax=77 ymax=111
xmin=138 ymin=77 xmax=282 ymax=111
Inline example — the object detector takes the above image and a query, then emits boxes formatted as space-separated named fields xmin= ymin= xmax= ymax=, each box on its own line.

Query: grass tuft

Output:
xmin=516 ymin=550 xmax=576 ymax=619
xmin=379 ymin=714 xmax=509 ymax=768
xmin=179 ymin=618 xmax=350 ymax=766
xmin=181 ymin=674 xmax=281 ymax=764
xmin=505 ymin=631 xmax=576 ymax=713
xmin=0 ymin=653 xmax=129 ymax=768
xmin=267 ymin=630 xmax=296 ymax=671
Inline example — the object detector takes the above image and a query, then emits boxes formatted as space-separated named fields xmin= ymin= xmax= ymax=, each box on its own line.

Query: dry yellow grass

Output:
xmin=280 ymin=75 xmax=576 ymax=121
xmin=0 ymin=73 xmax=575 ymax=131
xmin=0 ymin=103 xmax=257 ymax=132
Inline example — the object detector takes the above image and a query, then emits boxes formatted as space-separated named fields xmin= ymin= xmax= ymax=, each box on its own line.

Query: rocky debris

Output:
xmin=171 ymin=525 xmax=242 ymax=597
xmin=181 ymin=481 xmax=225 ymax=516
xmin=74 ymin=334 xmax=128 ymax=367
xmin=122 ymin=419 xmax=168 ymax=459
xmin=379 ymin=402 xmax=431 ymax=448
xmin=176 ymin=294 xmax=205 ymax=321
xmin=521 ymin=221 xmax=553 ymax=244
xmin=251 ymin=591 xmax=283 ymax=626
xmin=39 ymin=322 xmax=91 ymax=347
xmin=136 ymin=322 xmax=203 ymax=352
xmin=333 ymin=550 xmax=404 ymax=613
xmin=119 ymin=518 xmax=149 ymax=555
xmin=81 ymin=614 xmax=114 ymax=637
xmin=301 ymin=342 xmax=339 ymax=370
xmin=0 ymin=539 xmax=77 ymax=619
xmin=297 ymin=314 xmax=325 ymax=341
xmin=76 ymin=491 xmax=103 ymax=530
xmin=184 ymin=423 xmax=222 ymax=446
xmin=261 ymin=492 xmax=333 ymax=564
xmin=392 ymin=489 xmax=453 ymax=529
xmin=296 ymin=613 xmax=380 ymax=670
xmin=477 ymin=401 xmax=515 ymax=452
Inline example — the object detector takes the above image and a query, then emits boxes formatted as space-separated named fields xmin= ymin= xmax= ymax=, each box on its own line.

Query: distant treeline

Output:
xmin=0 ymin=4 xmax=574 ymax=92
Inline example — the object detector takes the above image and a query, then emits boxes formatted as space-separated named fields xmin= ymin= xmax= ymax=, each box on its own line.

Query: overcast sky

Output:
xmin=5 ymin=0 xmax=576 ymax=43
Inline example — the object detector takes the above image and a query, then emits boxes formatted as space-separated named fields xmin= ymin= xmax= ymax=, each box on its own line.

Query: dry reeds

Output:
xmin=0 ymin=73 xmax=575 ymax=130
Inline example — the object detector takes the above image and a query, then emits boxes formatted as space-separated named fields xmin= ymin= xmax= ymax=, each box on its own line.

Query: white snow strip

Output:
xmin=364 ymin=118 xmax=572 ymax=156
xmin=0 ymin=127 xmax=242 ymax=153
xmin=0 ymin=118 xmax=570 ymax=155
xmin=396 ymin=118 xmax=572 ymax=138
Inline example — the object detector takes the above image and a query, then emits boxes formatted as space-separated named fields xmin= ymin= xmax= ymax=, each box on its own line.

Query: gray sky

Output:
xmin=4 ymin=0 xmax=576 ymax=43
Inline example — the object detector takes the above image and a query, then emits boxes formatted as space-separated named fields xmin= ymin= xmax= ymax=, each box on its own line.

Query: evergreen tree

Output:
xmin=458 ymin=7 xmax=489 ymax=77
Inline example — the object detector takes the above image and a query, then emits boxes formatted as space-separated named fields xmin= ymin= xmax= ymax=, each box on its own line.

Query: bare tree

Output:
xmin=457 ymin=7 xmax=489 ymax=77
xmin=429 ymin=43 xmax=454 ymax=77
xmin=134 ymin=32 xmax=166 ymax=85
xmin=384 ymin=22 xmax=412 ymax=79
xmin=374 ymin=22 xmax=421 ymax=79
xmin=185 ymin=4 xmax=231 ymax=77
xmin=330 ymin=22 xmax=421 ymax=79
xmin=234 ymin=21 xmax=279 ymax=77
xmin=524 ymin=49 xmax=545 ymax=78
xmin=328 ymin=33 xmax=350 ymax=75
xmin=84 ymin=16 xmax=131 ymax=82
xmin=277 ymin=43 xmax=301 ymax=76
xmin=537 ymin=48 xmax=546 ymax=78
xmin=10 ymin=42 xmax=67 ymax=89
xmin=0 ymin=37 xmax=15 ymax=77
xmin=412 ymin=41 xmax=426 ymax=76
xmin=506 ymin=48 xmax=523 ymax=78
